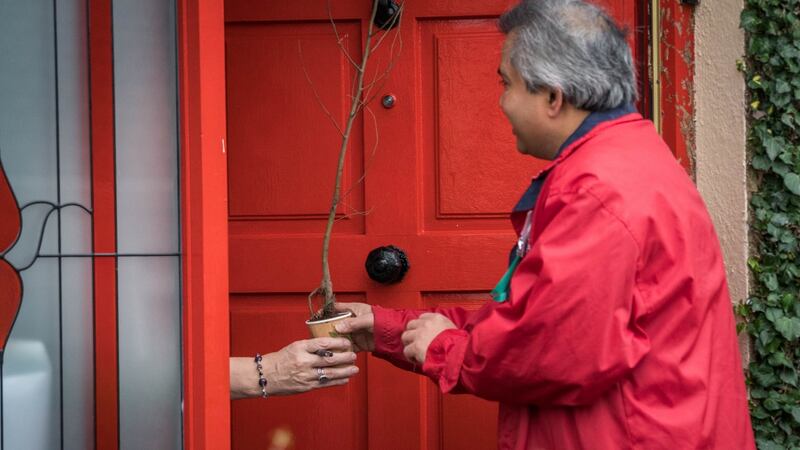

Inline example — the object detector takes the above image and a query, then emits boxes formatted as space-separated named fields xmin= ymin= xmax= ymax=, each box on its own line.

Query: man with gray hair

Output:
xmin=336 ymin=1 xmax=756 ymax=448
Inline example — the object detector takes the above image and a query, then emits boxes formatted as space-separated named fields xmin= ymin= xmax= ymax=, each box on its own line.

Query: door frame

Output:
xmin=652 ymin=0 xmax=695 ymax=172
xmin=178 ymin=0 xmax=230 ymax=448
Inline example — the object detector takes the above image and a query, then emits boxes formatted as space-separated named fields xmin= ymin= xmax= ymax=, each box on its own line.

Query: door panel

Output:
xmin=226 ymin=21 xmax=366 ymax=234
xmin=418 ymin=19 xmax=541 ymax=232
xmin=226 ymin=1 xmax=642 ymax=449
xmin=230 ymin=295 xmax=368 ymax=450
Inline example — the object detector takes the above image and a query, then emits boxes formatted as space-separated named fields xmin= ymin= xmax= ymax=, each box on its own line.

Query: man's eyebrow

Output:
xmin=497 ymin=68 xmax=507 ymax=78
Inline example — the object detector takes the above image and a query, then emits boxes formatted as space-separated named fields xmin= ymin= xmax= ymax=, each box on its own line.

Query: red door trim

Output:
xmin=88 ymin=0 xmax=118 ymax=447
xmin=178 ymin=0 xmax=231 ymax=448
xmin=657 ymin=1 xmax=695 ymax=172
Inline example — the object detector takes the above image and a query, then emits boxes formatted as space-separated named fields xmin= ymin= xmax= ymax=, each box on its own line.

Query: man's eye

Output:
xmin=499 ymin=79 xmax=509 ymax=88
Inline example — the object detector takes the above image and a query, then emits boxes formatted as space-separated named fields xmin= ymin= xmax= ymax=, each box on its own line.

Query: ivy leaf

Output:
xmin=752 ymin=363 xmax=779 ymax=386
xmin=776 ymin=79 xmax=792 ymax=94
xmin=779 ymin=42 xmax=800 ymax=61
xmin=773 ymin=161 xmax=791 ymax=176
xmin=751 ymin=387 xmax=768 ymax=399
xmin=770 ymin=213 xmax=790 ymax=225
xmin=773 ymin=316 xmax=800 ymax=340
xmin=781 ymin=113 xmax=797 ymax=129
xmin=765 ymin=136 xmax=783 ymax=160
xmin=765 ymin=307 xmax=784 ymax=323
xmin=779 ymin=368 xmax=798 ymax=386
xmin=764 ymin=397 xmax=782 ymax=411
xmin=752 ymin=406 xmax=770 ymax=420
xmin=753 ymin=154 xmax=772 ymax=170
xmin=783 ymin=172 xmax=800 ymax=195
xmin=792 ymin=407 xmax=800 ymax=425
xmin=757 ymin=439 xmax=785 ymax=450
xmin=768 ymin=351 xmax=792 ymax=367
xmin=762 ymin=272 xmax=780 ymax=291
xmin=741 ymin=9 xmax=761 ymax=31
xmin=781 ymin=293 xmax=796 ymax=309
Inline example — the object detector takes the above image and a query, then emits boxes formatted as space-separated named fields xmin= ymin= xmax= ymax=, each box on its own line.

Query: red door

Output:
xmin=225 ymin=1 xmax=643 ymax=449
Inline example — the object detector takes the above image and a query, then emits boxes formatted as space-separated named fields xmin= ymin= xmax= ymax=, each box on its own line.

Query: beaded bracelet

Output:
xmin=254 ymin=353 xmax=268 ymax=398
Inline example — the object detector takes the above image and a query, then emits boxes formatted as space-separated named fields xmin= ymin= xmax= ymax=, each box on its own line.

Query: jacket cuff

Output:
xmin=372 ymin=305 xmax=410 ymax=360
xmin=422 ymin=328 xmax=469 ymax=393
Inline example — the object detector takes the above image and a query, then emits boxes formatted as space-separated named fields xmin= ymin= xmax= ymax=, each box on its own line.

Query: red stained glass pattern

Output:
xmin=0 ymin=162 xmax=21 ymax=352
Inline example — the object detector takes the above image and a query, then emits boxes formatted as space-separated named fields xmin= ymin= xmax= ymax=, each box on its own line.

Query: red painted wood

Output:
xmin=658 ymin=1 xmax=694 ymax=172
xmin=225 ymin=1 xmax=644 ymax=449
xmin=88 ymin=0 xmax=118 ymax=447
xmin=226 ymin=21 xmax=365 ymax=234
xmin=177 ymin=0 xmax=232 ymax=449
xmin=178 ymin=0 xmax=230 ymax=450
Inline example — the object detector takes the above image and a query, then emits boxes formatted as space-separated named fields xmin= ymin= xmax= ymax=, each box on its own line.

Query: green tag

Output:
xmin=490 ymin=254 xmax=520 ymax=303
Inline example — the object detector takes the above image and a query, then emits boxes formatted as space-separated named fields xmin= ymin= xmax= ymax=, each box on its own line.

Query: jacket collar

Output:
xmin=511 ymin=104 xmax=639 ymax=213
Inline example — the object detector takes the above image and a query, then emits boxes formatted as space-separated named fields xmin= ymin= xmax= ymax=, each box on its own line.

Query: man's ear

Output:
xmin=546 ymin=89 xmax=564 ymax=118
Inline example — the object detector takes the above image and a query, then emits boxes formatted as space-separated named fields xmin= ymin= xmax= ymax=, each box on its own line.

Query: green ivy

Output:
xmin=740 ymin=0 xmax=800 ymax=448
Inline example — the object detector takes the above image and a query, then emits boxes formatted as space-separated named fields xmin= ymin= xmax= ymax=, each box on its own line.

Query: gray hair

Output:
xmin=499 ymin=0 xmax=638 ymax=111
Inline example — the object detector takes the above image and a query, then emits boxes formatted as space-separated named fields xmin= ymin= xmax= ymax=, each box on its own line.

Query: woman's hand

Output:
xmin=230 ymin=337 xmax=358 ymax=399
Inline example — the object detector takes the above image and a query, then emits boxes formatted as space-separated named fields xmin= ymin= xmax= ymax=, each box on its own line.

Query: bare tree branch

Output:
xmin=340 ymin=105 xmax=379 ymax=202
xmin=326 ymin=1 xmax=360 ymax=71
xmin=298 ymin=41 xmax=343 ymax=136
xmin=362 ymin=9 xmax=405 ymax=107
xmin=362 ymin=27 xmax=404 ymax=106
xmin=334 ymin=206 xmax=375 ymax=223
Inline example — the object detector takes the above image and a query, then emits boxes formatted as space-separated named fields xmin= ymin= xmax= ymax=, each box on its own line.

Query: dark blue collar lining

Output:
xmin=511 ymin=103 xmax=637 ymax=212
xmin=558 ymin=103 xmax=637 ymax=155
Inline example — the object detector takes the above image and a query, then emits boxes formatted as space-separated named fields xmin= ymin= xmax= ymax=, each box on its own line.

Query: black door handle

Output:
xmin=365 ymin=245 xmax=409 ymax=284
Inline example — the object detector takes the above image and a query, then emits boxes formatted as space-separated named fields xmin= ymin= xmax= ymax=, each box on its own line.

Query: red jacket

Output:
xmin=372 ymin=112 xmax=755 ymax=449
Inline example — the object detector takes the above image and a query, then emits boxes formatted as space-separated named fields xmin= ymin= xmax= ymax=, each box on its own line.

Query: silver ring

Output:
xmin=317 ymin=367 xmax=330 ymax=384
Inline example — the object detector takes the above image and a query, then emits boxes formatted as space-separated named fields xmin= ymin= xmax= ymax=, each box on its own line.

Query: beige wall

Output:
xmin=692 ymin=0 xmax=749 ymax=360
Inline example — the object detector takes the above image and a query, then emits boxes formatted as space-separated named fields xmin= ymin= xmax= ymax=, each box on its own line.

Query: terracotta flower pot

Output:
xmin=305 ymin=311 xmax=353 ymax=339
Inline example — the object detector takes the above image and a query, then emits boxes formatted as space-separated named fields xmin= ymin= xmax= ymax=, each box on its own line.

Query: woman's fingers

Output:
xmin=309 ymin=365 xmax=359 ymax=382
xmin=315 ymin=378 xmax=349 ymax=389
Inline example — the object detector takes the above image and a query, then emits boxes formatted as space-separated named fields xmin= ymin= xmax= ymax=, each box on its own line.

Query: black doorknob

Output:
xmin=365 ymin=245 xmax=409 ymax=284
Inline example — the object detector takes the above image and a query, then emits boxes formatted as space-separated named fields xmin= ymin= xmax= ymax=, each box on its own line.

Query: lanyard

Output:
xmin=490 ymin=209 xmax=533 ymax=302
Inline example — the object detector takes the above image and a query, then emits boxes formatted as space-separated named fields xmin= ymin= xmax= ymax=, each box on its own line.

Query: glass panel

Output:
xmin=0 ymin=2 xmax=60 ymax=449
xmin=113 ymin=0 xmax=182 ymax=446
xmin=61 ymin=258 xmax=94 ymax=450
xmin=2 ymin=260 xmax=61 ymax=450
xmin=0 ymin=1 xmax=94 ymax=449
xmin=56 ymin=3 xmax=94 ymax=444
xmin=118 ymin=256 xmax=182 ymax=450
xmin=58 ymin=0 xmax=92 ymax=257
xmin=0 ymin=0 xmax=59 ymax=260
xmin=4 ymin=205 xmax=58 ymax=270
xmin=113 ymin=0 xmax=180 ymax=255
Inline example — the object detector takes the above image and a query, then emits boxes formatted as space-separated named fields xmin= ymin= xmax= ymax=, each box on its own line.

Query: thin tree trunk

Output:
xmin=310 ymin=0 xmax=381 ymax=317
